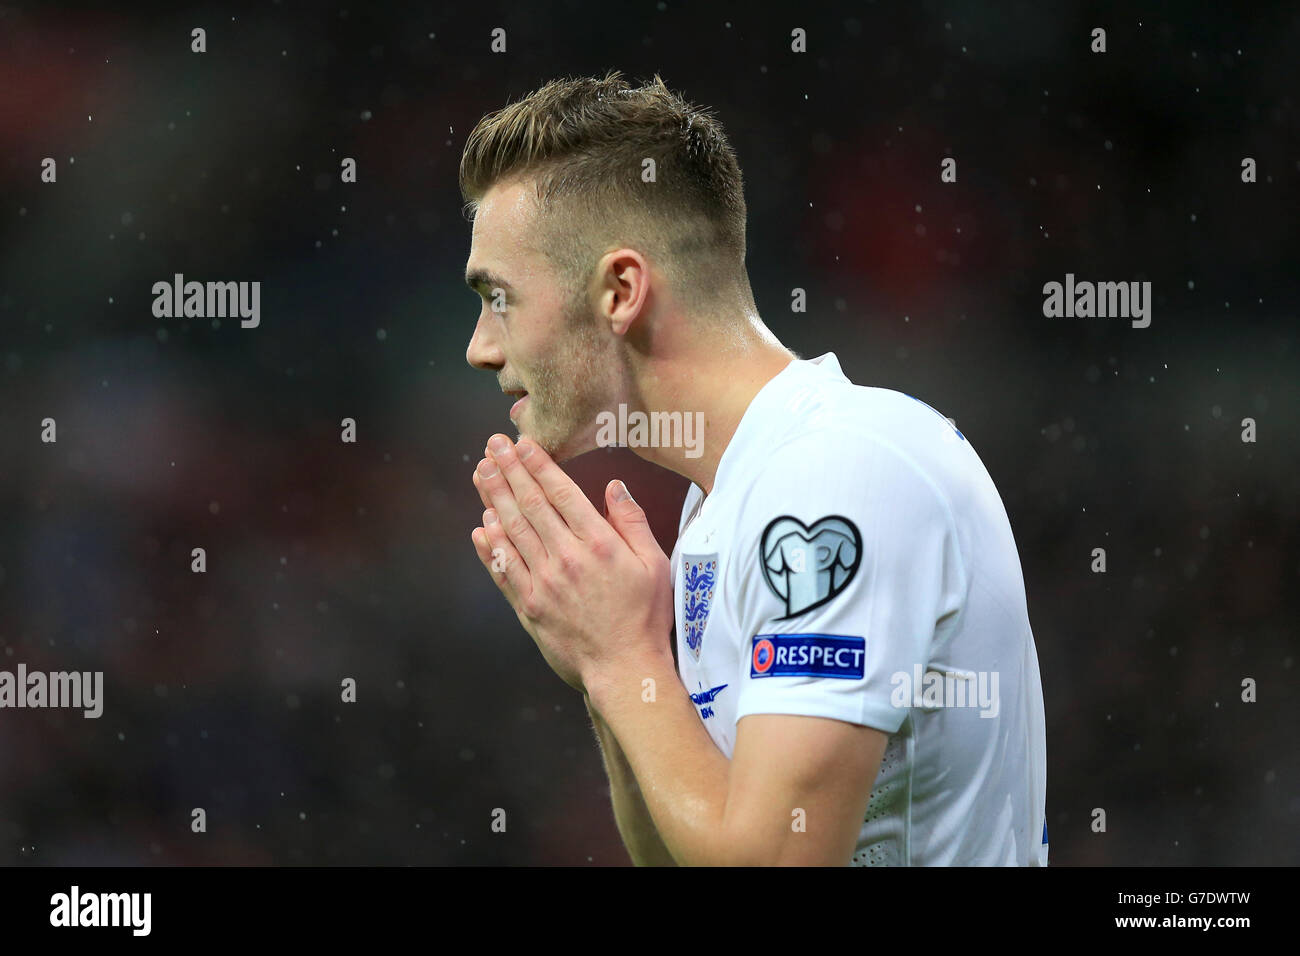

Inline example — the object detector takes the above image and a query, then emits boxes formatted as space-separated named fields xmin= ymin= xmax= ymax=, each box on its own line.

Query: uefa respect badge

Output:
xmin=750 ymin=633 xmax=866 ymax=679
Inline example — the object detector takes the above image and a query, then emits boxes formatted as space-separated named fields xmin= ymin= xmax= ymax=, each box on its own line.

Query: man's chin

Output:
xmin=534 ymin=438 xmax=597 ymax=465
xmin=517 ymin=424 xmax=598 ymax=464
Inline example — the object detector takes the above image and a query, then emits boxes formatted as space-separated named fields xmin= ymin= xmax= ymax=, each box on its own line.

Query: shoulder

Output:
xmin=748 ymin=385 xmax=960 ymax=510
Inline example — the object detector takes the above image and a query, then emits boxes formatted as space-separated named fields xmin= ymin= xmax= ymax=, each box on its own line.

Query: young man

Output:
xmin=462 ymin=72 xmax=1048 ymax=866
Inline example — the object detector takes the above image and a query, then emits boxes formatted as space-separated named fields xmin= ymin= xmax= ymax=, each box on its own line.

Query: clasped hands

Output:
xmin=470 ymin=434 xmax=674 ymax=696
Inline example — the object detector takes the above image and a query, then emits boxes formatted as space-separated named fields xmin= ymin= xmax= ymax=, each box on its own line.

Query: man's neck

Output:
xmin=624 ymin=324 xmax=795 ymax=495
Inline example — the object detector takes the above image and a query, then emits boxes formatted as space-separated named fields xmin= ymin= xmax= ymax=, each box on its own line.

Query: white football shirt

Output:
xmin=670 ymin=352 xmax=1048 ymax=865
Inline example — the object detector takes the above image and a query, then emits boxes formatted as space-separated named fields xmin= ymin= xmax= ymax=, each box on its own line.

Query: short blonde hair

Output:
xmin=459 ymin=70 xmax=753 ymax=314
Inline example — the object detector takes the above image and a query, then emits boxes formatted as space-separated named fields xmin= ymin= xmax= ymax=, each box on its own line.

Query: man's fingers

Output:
xmin=485 ymin=434 xmax=573 ymax=549
xmin=605 ymin=480 xmax=664 ymax=562
xmin=472 ymin=525 xmax=518 ymax=606
xmin=479 ymin=511 xmax=532 ymax=601
xmin=515 ymin=438 xmax=603 ymax=538
xmin=472 ymin=468 xmax=492 ymax=512
xmin=477 ymin=456 xmax=548 ymax=570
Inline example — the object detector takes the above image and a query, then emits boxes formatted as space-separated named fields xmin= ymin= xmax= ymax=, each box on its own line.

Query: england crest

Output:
xmin=681 ymin=555 xmax=718 ymax=661
xmin=760 ymin=515 xmax=861 ymax=619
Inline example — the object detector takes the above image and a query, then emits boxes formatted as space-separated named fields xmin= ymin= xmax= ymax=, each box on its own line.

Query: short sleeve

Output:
xmin=733 ymin=431 xmax=967 ymax=734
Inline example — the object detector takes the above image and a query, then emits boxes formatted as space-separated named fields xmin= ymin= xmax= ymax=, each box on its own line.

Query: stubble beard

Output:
xmin=516 ymin=299 xmax=612 ymax=463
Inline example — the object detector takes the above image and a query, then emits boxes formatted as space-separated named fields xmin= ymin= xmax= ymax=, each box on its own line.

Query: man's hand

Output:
xmin=469 ymin=434 xmax=674 ymax=694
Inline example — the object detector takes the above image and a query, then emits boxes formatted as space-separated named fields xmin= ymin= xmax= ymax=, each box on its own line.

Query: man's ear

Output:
xmin=598 ymin=248 xmax=650 ymax=337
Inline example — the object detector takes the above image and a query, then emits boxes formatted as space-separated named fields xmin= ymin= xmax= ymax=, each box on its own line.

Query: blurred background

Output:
xmin=0 ymin=0 xmax=1296 ymax=865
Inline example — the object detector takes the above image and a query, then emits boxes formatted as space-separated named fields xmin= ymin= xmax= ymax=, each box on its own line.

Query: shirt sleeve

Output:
xmin=732 ymin=430 xmax=967 ymax=734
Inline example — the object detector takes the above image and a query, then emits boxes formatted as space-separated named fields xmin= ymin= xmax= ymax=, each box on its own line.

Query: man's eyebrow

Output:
xmin=465 ymin=268 xmax=514 ymax=295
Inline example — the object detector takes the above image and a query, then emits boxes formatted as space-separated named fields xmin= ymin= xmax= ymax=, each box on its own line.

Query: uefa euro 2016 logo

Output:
xmin=681 ymin=556 xmax=718 ymax=661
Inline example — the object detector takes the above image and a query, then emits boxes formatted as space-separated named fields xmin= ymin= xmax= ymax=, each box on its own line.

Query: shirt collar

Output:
xmin=705 ymin=352 xmax=848 ymax=497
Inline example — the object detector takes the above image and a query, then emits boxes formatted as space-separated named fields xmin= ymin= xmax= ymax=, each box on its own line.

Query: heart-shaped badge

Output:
xmin=759 ymin=515 xmax=862 ymax=619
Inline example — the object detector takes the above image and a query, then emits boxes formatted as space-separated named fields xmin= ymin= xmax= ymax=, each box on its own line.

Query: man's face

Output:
xmin=464 ymin=181 xmax=615 ymax=462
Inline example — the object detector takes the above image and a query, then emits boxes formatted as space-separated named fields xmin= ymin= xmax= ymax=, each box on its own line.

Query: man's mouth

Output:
xmin=503 ymin=388 xmax=529 ymax=419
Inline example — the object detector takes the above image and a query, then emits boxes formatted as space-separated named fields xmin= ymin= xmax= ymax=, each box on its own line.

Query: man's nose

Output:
xmin=466 ymin=312 xmax=503 ymax=371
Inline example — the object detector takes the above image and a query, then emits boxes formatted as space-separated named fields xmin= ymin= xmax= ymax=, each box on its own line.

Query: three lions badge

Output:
xmin=682 ymin=556 xmax=718 ymax=661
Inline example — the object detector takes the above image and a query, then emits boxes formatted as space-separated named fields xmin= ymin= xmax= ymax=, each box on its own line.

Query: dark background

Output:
xmin=0 ymin=0 xmax=1296 ymax=865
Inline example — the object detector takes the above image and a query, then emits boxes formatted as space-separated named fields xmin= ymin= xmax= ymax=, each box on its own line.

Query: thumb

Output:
xmin=606 ymin=480 xmax=658 ymax=556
